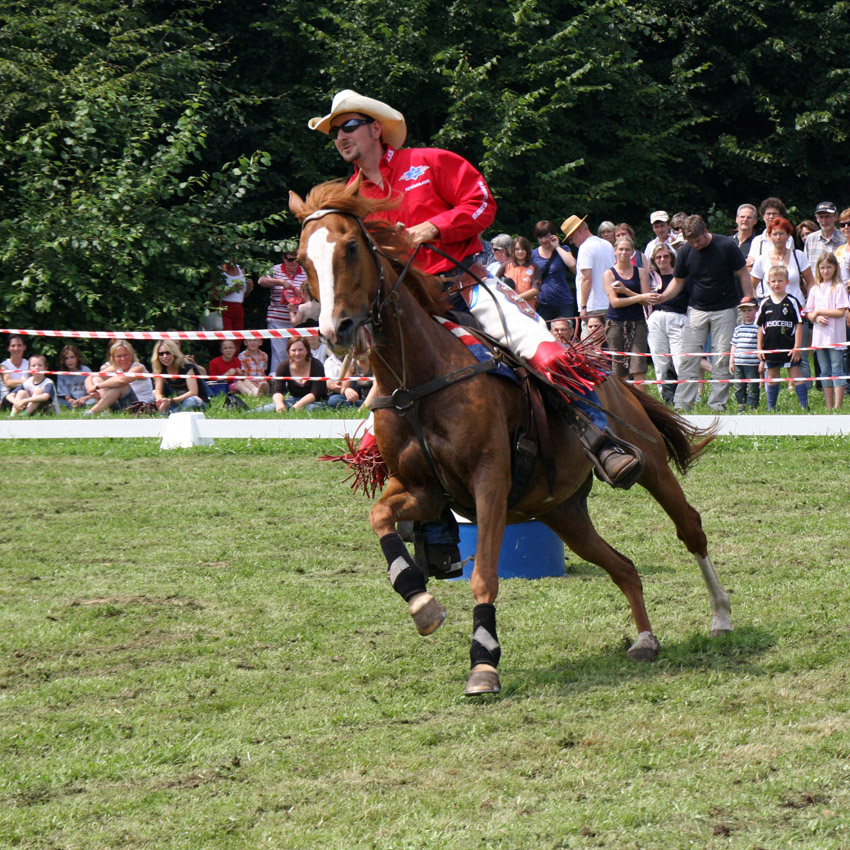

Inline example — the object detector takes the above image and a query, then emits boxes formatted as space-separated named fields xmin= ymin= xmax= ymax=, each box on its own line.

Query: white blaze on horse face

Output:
xmin=306 ymin=226 xmax=339 ymax=343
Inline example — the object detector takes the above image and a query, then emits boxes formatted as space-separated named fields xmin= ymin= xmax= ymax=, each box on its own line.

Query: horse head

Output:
xmin=289 ymin=180 xmax=400 ymax=357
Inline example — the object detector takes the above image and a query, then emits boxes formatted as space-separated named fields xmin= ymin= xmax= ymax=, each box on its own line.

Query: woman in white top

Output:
xmin=750 ymin=216 xmax=814 ymax=304
xmin=211 ymin=262 xmax=253 ymax=331
xmin=85 ymin=340 xmax=155 ymax=414
xmin=1 ymin=334 xmax=29 ymax=409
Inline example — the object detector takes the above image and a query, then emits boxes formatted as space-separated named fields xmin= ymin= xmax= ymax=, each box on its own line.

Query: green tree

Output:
xmin=0 ymin=1 xmax=278 ymax=335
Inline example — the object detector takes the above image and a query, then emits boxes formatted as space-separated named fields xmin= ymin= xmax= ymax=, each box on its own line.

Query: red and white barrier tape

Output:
xmin=34 ymin=369 xmax=373 ymax=383
xmin=0 ymin=327 xmax=318 ymax=342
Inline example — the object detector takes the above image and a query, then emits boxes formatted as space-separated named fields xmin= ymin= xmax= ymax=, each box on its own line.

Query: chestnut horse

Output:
xmin=290 ymin=180 xmax=731 ymax=696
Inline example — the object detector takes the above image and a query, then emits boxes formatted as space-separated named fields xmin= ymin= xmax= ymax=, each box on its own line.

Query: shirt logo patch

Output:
xmin=399 ymin=165 xmax=430 ymax=182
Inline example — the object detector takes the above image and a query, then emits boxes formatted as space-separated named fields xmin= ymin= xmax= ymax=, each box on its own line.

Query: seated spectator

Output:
xmin=597 ymin=221 xmax=616 ymax=244
xmin=1 ymin=334 xmax=29 ymax=410
xmin=237 ymin=338 xmax=271 ymax=396
xmin=497 ymin=236 xmax=541 ymax=306
xmin=327 ymin=353 xmax=372 ymax=408
xmin=487 ymin=234 xmax=513 ymax=276
xmin=207 ymin=339 xmax=255 ymax=397
xmin=603 ymin=237 xmax=657 ymax=388
xmin=152 ymin=339 xmax=208 ymax=413
xmin=270 ymin=337 xmax=328 ymax=412
xmin=56 ymin=344 xmax=94 ymax=408
xmin=84 ymin=340 xmax=155 ymax=414
xmin=9 ymin=354 xmax=56 ymax=416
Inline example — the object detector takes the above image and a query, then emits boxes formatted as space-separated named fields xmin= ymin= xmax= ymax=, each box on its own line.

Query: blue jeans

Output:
xmin=816 ymin=347 xmax=846 ymax=388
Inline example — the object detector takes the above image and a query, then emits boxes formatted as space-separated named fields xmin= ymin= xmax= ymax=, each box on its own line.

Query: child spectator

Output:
xmin=237 ymin=338 xmax=270 ymax=396
xmin=327 ymin=353 xmax=372 ymax=408
xmin=756 ymin=265 xmax=808 ymax=411
xmin=9 ymin=354 xmax=56 ymax=415
xmin=151 ymin=339 xmax=208 ymax=413
xmin=56 ymin=344 xmax=94 ymax=408
xmin=207 ymin=339 xmax=255 ymax=398
xmin=1 ymin=334 xmax=29 ymax=409
xmin=729 ymin=302 xmax=760 ymax=411
xmin=804 ymin=252 xmax=848 ymax=411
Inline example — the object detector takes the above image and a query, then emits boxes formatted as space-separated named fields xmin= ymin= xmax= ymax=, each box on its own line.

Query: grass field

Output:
xmin=1 ymin=436 xmax=849 ymax=849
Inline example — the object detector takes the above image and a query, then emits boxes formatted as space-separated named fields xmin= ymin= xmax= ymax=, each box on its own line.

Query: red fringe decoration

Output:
xmin=528 ymin=332 xmax=610 ymax=398
xmin=319 ymin=427 xmax=389 ymax=499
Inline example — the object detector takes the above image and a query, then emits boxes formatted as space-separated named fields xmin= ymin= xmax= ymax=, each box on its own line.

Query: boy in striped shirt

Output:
xmin=729 ymin=300 xmax=760 ymax=411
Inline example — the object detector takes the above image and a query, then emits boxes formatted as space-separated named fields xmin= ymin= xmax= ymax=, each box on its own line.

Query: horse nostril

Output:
xmin=336 ymin=317 xmax=355 ymax=343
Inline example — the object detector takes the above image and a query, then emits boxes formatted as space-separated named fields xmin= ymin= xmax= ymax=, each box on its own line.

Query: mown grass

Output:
xmin=1 ymin=436 xmax=848 ymax=849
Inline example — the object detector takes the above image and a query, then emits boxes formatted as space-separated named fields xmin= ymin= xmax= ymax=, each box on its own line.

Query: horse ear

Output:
xmin=288 ymin=190 xmax=307 ymax=220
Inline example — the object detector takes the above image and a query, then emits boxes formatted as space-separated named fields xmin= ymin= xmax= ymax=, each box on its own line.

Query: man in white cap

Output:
xmin=644 ymin=211 xmax=673 ymax=257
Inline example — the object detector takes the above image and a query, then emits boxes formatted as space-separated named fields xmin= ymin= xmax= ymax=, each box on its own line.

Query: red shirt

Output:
xmin=350 ymin=146 xmax=496 ymax=274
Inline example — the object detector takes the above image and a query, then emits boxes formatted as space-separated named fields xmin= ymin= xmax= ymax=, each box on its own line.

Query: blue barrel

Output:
xmin=453 ymin=517 xmax=566 ymax=580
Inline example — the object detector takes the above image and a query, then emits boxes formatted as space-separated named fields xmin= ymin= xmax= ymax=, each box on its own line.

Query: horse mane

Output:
xmin=296 ymin=179 xmax=452 ymax=317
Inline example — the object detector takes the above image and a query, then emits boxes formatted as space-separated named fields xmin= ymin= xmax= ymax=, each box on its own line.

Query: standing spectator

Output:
xmin=211 ymin=262 xmax=253 ymax=331
xmin=84 ymin=340 xmax=155 ymax=414
xmin=805 ymin=252 xmax=848 ymax=411
xmin=257 ymin=246 xmax=307 ymax=372
xmin=614 ymin=223 xmax=649 ymax=268
xmin=804 ymin=201 xmax=845 ymax=268
xmin=597 ymin=221 xmax=616 ymax=245
xmin=532 ymin=220 xmax=577 ymax=321
xmin=487 ymin=234 xmax=512 ymax=276
xmin=646 ymin=242 xmax=687 ymax=406
xmin=656 ymin=215 xmax=753 ymax=412
xmin=644 ymin=210 xmax=673 ymax=257
xmin=750 ymin=217 xmax=814 ymax=304
xmin=748 ymin=197 xmax=791 ymax=269
xmin=603 ymin=237 xmax=656 ymax=387
xmin=562 ymin=215 xmax=616 ymax=327
xmin=670 ymin=212 xmax=688 ymax=248
xmin=0 ymin=334 xmax=29 ymax=410
xmin=497 ymin=236 xmax=541 ymax=306
xmin=729 ymin=302 xmax=760 ymax=411
xmin=797 ymin=220 xmax=818 ymax=248
xmin=9 ymin=354 xmax=56 ymax=416
xmin=270 ymin=337 xmax=328 ymax=412
xmin=550 ymin=317 xmax=576 ymax=344
xmin=756 ymin=265 xmax=808 ymax=411
xmin=731 ymin=204 xmax=758 ymax=257
xmin=151 ymin=339 xmax=208 ymax=412
xmin=835 ymin=209 xmax=850 ymax=284
xmin=56 ymin=344 xmax=94 ymax=408
xmin=237 ymin=338 xmax=271 ymax=396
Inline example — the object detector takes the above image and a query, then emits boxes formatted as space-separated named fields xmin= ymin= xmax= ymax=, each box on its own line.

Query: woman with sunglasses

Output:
xmin=151 ymin=339 xmax=208 ymax=413
xmin=257 ymin=246 xmax=307 ymax=372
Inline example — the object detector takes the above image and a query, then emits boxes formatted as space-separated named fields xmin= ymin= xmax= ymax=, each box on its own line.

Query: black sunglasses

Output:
xmin=329 ymin=117 xmax=374 ymax=139
xmin=839 ymin=222 xmax=850 ymax=228
xmin=284 ymin=255 xmax=298 ymax=261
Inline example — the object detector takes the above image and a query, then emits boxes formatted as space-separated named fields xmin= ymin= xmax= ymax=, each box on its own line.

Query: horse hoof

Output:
xmin=710 ymin=615 xmax=733 ymax=637
xmin=408 ymin=592 xmax=446 ymax=636
xmin=710 ymin=627 xmax=733 ymax=637
xmin=464 ymin=664 xmax=500 ymax=696
xmin=627 ymin=630 xmax=659 ymax=662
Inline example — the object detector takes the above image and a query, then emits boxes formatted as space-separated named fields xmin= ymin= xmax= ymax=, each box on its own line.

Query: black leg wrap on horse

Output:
xmin=470 ymin=603 xmax=501 ymax=668
xmin=380 ymin=532 xmax=427 ymax=602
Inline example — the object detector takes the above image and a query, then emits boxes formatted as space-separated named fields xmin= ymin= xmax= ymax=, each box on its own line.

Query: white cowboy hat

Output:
xmin=308 ymin=89 xmax=407 ymax=149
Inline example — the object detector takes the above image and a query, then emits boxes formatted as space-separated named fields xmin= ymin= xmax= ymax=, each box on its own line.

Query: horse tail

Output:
xmin=624 ymin=383 xmax=717 ymax=475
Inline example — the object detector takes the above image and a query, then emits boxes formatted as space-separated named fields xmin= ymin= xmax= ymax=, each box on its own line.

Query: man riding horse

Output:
xmin=308 ymin=90 xmax=642 ymax=563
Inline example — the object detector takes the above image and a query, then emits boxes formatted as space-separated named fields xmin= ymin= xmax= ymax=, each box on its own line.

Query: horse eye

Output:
xmin=345 ymin=240 xmax=358 ymax=261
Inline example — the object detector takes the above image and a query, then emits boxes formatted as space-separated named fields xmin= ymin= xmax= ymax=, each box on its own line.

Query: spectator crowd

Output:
xmin=3 ymin=197 xmax=849 ymax=416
